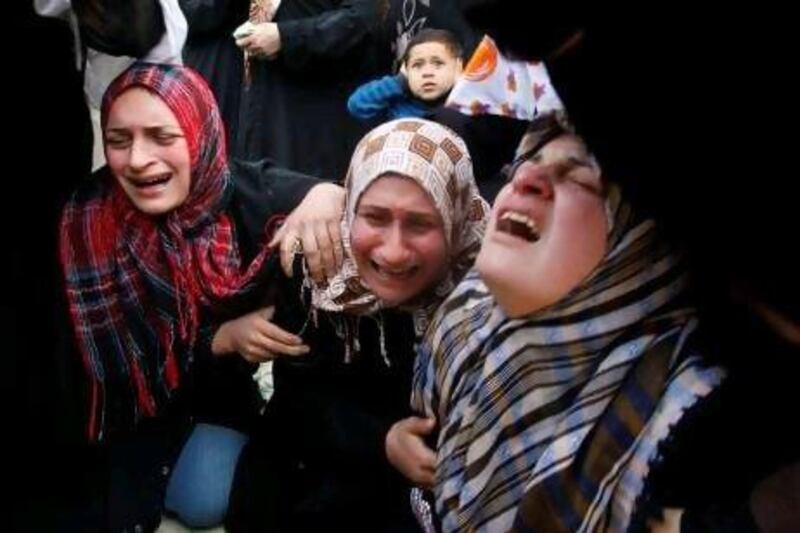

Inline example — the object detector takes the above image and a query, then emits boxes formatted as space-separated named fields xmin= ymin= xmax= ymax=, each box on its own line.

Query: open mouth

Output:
xmin=496 ymin=210 xmax=540 ymax=242
xmin=129 ymin=173 xmax=171 ymax=189
xmin=370 ymin=259 xmax=419 ymax=281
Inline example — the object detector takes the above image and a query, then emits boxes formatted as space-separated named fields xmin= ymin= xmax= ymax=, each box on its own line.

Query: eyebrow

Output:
xmin=358 ymin=204 xmax=439 ymax=221
xmin=512 ymin=140 xmax=593 ymax=170
xmin=412 ymin=54 xmax=447 ymax=61
xmin=513 ymin=128 xmax=565 ymax=164
xmin=106 ymin=125 xmax=181 ymax=133
xmin=406 ymin=211 xmax=440 ymax=223
xmin=565 ymin=154 xmax=593 ymax=168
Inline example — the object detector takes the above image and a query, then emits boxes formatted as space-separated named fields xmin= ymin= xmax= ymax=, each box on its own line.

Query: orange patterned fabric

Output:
xmin=447 ymin=35 xmax=564 ymax=121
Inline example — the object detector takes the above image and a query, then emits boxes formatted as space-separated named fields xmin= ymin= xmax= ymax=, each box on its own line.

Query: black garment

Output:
xmin=180 ymin=0 xmax=250 ymax=146
xmin=433 ymin=107 xmax=527 ymax=203
xmin=7 ymin=4 xmax=161 ymax=531
xmin=72 ymin=0 xmax=166 ymax=56
xmin=227 ymin=273 xmax=419 ymax=532
xmin=235 ymin=0 xmax=389 ymax=181
xmin=460 ymin=4 xmax=800 ymax=315
xmin=426 ymin=0 xmax=480 ymax=57
xmin=35 ymin=160 xmax=317 ymax=532
xmin=383 ymin=0 xmax=479 ymax=69
xmin=627 ymin=309 xmax=800 ymax=532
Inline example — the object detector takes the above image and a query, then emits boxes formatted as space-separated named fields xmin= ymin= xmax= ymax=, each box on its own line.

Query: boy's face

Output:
xmin=405 ymin=42 xmax=463 ymax=102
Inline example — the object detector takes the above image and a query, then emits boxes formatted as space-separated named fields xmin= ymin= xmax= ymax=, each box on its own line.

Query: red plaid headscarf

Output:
xmin=61 ymin=63 xmax=276 ymax=441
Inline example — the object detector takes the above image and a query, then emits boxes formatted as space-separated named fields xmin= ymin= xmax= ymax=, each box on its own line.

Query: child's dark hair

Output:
xmin=403 ymin=28 xmax=463 ymax=64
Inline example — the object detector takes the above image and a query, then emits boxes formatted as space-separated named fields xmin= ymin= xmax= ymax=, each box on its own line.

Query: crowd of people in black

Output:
xmin=7 ymin=1 xmax=798 ymax=531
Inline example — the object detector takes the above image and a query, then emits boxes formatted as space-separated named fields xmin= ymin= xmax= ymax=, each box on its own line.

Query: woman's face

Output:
xmin=350 ymin=174 xmax=448 ymax=306
xmin=477 ymin=133 xmax=607 ymax=317
xmin=104 ymin=88 xmax=191 ymax=216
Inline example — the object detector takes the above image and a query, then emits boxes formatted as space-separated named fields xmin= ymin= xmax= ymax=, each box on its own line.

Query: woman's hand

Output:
xmin=270 ymin=182 xmax=346 ymax=282
xmin=235 ymin=22 xmax=282 ymax=59
xmin=386 ymin=416 xmax=437 ymax=489
xmin=212 ymin=306 xmax=309 ymax=362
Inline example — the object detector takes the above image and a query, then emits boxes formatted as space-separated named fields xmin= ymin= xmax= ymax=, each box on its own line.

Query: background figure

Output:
xmin=8 ymin=3 xmax=167 ymax=530
xmin=234 ymin=0 xmax=389 ymax=181
xmin=180 ymin=0 xmax=249 ymax=146
xmin=347 ymin=28 xmax=464 ymax=122
xmin=384 ymin=0 xmax=479 ymax=72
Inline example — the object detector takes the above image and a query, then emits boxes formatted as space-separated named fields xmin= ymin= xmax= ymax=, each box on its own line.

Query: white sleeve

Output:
xmin=33 ymin=0 xmax=72 ymax=18
xmin=142 ymin=0 xmax=188 ymax=65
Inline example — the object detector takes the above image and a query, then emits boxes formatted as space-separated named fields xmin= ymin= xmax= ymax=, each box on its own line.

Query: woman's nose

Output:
xmin=511 ymin=161 xmax=554 ymax=199
xmin=378 ymin=225 xmax=412 ymax=265
xmin=128 ymin=138 xmax=156 ymax=171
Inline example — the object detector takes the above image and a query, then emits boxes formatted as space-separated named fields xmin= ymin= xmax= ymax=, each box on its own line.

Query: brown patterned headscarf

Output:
xmin=309 ymin=118 xmax=489 ymax=337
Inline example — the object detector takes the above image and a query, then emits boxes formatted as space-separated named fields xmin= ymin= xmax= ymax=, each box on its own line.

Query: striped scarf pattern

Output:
xmin=411 ymin=186 xmax=724 ymax=531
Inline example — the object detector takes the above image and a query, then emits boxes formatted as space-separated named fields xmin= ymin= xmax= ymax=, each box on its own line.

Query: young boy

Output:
xmin=347 ymin=28 xmax=463 ymax=121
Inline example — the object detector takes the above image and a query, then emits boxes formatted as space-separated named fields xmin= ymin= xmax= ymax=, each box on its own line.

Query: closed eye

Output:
xmin=154 ymin=133 xmax=181 ymax=145
xmin=406 ymin=218 xmax=436 ymax=233
xmin=105 ymin=135 xmax=131 ymax=149
xmin=358 ymin=210 xmax=390 ymax=226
